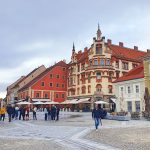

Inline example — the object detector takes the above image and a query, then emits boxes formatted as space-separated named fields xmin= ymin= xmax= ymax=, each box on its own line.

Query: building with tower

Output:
xmin=67 ymin=25 xmax=147 ymax=103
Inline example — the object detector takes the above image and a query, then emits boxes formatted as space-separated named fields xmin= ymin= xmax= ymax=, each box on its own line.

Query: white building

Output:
xmin=113 ymin=64 xmax=145 ymax=112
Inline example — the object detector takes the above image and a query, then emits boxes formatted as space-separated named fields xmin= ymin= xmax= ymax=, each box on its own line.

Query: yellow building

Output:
xmin=143 ymin=55 xmax=150 ymax=91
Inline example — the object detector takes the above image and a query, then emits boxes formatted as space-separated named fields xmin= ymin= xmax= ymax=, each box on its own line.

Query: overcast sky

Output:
xmin=0 ymin=0 xmax=150 ymax=98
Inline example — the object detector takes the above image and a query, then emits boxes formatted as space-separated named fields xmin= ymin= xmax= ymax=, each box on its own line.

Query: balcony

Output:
xmin=86 ymin=65 xmax=113 ymax=70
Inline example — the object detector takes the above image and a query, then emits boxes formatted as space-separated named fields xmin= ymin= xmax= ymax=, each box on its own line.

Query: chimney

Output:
xmin=134 ymin=46 xmax=138 ymax=50
xmin=93 ymin=37 xmax=96 ymax=42
xmin=147 ymin=49 xmax=150 ymax=53
xmin=119 ymin=42 xmax=124 ymax=47
xmin=107 ymin=39 xmax=112 ymax=45
xmin=78 ymin=50 xmax=82 ymax=54
xmin=63 ymin=59 xmax=66 ymax=63
xmin=84 ymin=47 xmax=88 ymax=52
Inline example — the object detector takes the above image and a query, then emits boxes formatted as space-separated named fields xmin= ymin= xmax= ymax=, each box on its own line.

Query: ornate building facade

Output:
xmin=67 ymin=26 xmax=147 ymax=102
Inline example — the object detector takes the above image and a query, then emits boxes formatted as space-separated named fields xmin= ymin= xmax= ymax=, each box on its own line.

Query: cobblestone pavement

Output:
xmin=0 ymin=112 xmax=150 ymax=150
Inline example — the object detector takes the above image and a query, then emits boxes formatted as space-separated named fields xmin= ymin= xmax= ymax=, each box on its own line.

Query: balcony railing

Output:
xmin=86 ymin=65 xmax=113 ymax=70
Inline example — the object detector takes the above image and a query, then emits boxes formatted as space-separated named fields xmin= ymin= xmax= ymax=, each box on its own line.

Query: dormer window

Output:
xmin=96 ymin=44 xmax=102 ymax=54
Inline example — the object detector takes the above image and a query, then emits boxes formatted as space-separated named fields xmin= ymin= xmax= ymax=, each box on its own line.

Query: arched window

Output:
xmin=88 ymin=85 xmax=91 ymax=93
xmin=96 ymin=44 xmax=102 ymax=54
xmin=96 ymin=72 xmax=101 ymax=79
xmin=82 ymin=86 xmax=86 ymax=94
xmin=96 ymin=84 xmax=102 ymax=92
xmin=108 ymin=85 xmax=113 ymax=93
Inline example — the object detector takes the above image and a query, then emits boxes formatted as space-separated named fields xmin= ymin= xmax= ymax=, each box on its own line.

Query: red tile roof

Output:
xmin=18 ymin=61 xmax=67 ymax=92
xmin=109 ymin=44 xmax=146 ymax=62
xmin=113 ymin=64 xmax=144 ymax=83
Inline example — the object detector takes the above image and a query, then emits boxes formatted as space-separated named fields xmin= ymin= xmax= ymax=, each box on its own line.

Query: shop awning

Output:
xmin=69 ymin=99 xmax=78 ymax=104
xmin=32 ymin=99 xmax=52 ymax=102
xmin=60 ymin=100 xmax=71 ymax=104
xmin=77 ymin=98 xmax=91 ymax=104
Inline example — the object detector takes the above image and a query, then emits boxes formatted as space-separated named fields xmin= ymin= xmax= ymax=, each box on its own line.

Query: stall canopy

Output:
xmin=44 ymin=101 xmax=59 ymax=105
xmin=17 ymin=101 xmax=32 ymax=105
xmin=60 ymin=100 xmax=71 ymax=104
xmin=32 ymin=99 xmax=52 ymax=102
xmin=77 ymin=98 xmax=91 ymax=104
xmin=69 ymin=99 xmax=78 ymax=104
xmin=95 ymin=101 xmax=109 ymax=104
xmin=33 ymin=101 xmax=44 ymax=105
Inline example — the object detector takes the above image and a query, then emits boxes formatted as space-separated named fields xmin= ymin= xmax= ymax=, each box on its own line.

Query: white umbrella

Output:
xmin=95 ymin=101 xmax=109 ymax=104
xmin=33 ymin=101 xmax=44 ymax=105
xmin=17 ymin=101 xmax=31 ymax=105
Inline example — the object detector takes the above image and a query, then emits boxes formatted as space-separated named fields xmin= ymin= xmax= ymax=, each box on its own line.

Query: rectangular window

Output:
xmin=50 ymin=74 xmax=53 ymax=78
xmin=62 ymin=94 xmax=65 ymax=98
xmin=94 ymin=60 xmax=98 ymax=65
xmin=56 ymin=83 xmax=59 ymax=87
xmin=50 ymin=83 xmax=53 ymax=87
xmin=36 ymin=93 xmax=40 ymax=98
xmin=56 ymin=75 xmax=59 ymax=78
xmin=62 ymin=68 xmax=65 ymax=71
xmin=90 ymin=60 xmax=92 ymax=66
xmin=44 ymin=93 xmax=48 ymax=98
xmin=81 ymin=64 xmax=85 ymax=70
xmin=135 ymin=85 xmax=139 ymax=93
xmin=122 ymin=62 xmax=129 ymax=70
xmin=88 ymin=74 xmax=91 ymax=83
xmin=56 ymin=94 xmax=59 ymax=98
xmin=127 ymin=86 xmax=131 ymax=94
xmin=106 ymin=59 xmax=110 ymax=66
xmin=100 ymin=59 xmax=105 ymax=66
xmin=62 ymin=84 xmax=65 ymax=88
xmin=62 ymin=75 xmax=65 ymax=79
xmin=115 ymin=61 xmax=119 ymax=68
xmin=135 ymin=101 xmax=140 ymax=112
xmin=127 ymin=101 xmax=132 ymax=112
xmin=78 ymin=65 xmax=80 ymax=72
xmin=41 ymin=82 xmax=45 ymax=86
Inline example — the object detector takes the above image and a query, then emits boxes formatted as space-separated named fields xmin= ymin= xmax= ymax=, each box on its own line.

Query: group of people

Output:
xmin=44 ymin=105 xmax=60 ymax=121
xmin=0 ymin=104 xmax=60 ymax=122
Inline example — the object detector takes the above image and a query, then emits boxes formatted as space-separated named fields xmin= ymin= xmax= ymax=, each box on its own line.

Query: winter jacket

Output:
xmin=92 ymin=108 xmax=103 ymax=118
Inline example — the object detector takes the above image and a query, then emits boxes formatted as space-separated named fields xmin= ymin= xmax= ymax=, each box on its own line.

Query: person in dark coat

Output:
xmin=6 ymin=104 xmax=13 ymax=122
xmin=56 ymin=106 xmax=60 ymax=121
xmin=51 ymin=105 xmax=56 ymax=120
xmin=92 ymin=104 xmax=103 ymax=129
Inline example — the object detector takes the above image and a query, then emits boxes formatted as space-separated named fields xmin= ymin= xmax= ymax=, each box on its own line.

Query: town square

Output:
xmin=0 ymin=0 xmax=150 ymax=150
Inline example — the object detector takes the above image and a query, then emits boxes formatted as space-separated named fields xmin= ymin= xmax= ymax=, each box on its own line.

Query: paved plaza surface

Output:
xmin=0 ymin=112 xmax=150 ymax=150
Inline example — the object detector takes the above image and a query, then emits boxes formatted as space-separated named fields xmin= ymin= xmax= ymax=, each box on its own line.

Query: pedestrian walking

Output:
xmin=15 ymin=105 xmax=19 ymax=119
xmin=6 ymin=104 xmax=13 ymax=122
xmin=0 ymin=106 xmax=6 ymax=121
xmin=33 ymin=106 xmax=37 ymax=120
xmin=92 ymin=104 xmax=103 ymax=130
xmin=44 ymin=106 xmax=48 ymax=121
xmin=51 ymin=105 xmax=56 ymax=120
xmin=56 ymin=106 xmax=60 ymax=121
xmin=47 ymin=106 xmax=51 ymax=120
xmin=25 ymin=107 xmax=29 ymax=121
